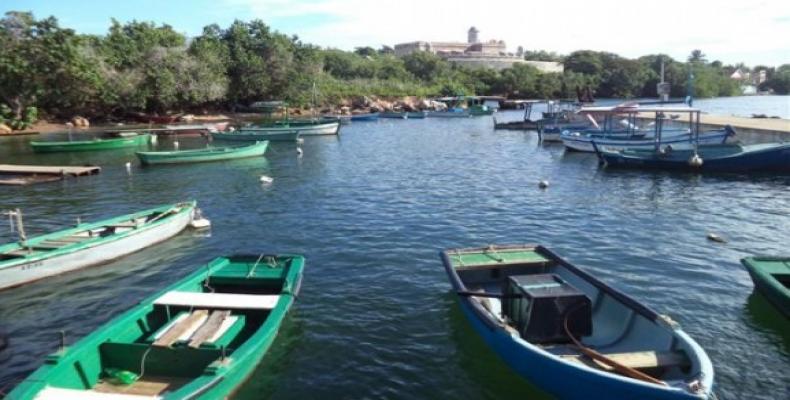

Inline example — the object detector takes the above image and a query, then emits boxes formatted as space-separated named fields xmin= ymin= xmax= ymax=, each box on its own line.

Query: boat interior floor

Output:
xmin=93 ymin=375 xmax=189 ymax=397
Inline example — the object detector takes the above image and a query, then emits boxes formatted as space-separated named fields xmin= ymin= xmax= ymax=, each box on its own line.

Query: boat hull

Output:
xmin=598 ymin=143 xmax=790 ymax=172
xmin=741 ymin=257 xmax=790 ymax=317
xmin=563 ymin=130 xmax=729 ymax=153
xmin=494 ymin=120 xmax=541 ymax=130
xmin=350 ymin=113 xmax=380 ymax=121
xmin=30 ymin=134 xmax=151 ymax=153
xmin=0 ymin=203 xmax=194 ymax=290
xmin=136 ymin=142 xmax=268 ymax=165
xmin=379 ymin=112 xmax=408 ymax=119
xmin=428 ymin=111 xmax=471 ymax=118
xmin=213 ymin=129 xmax=299 ymax=142
xmin=457 ymin=298 xmax=706 ymax=400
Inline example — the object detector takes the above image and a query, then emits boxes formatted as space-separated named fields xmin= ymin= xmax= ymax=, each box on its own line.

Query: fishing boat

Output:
xmin=379 ymin=111 xmax=408 ymax=119
xmin=0 ymin=202 xmax=201 ymax=291
xmin=593 ymin=108 xmax=790 ymax=172
xmin=7 ymin=253 xmax=305 ymax=399
xmin=212 ymin=128 xmax=300 ymax=142
xmin=493 ymin=100 xmax=545 ymax=130
xmin=441 ymin=244 xmax=714 ymax=400
xmin=136 ymin=142 xmax=268 ymax=165
xmin=406 ymin=111 xmax=427 ymax=119
xmin=741 ymin=256 xmax=790 ymax=318
xmin=562 ymin=106 xmax=733 ymax=153
xmin=30 ymin=133 xmax=151 ymax=153
xmin=427 ymin=108 xmax=471 ymax=118
xmin=229 ymin=120 xmax=338 ymax=137
xmin=595 ymin=142 xmax=790 ymax=172
xmin=350 ymin=112 xmax=380 ymax=121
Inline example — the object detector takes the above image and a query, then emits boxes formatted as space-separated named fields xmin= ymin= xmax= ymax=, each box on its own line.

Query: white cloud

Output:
xmin=227 ymin=0 xmax=790 ymax=65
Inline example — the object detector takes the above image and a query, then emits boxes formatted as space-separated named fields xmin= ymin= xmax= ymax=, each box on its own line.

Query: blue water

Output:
xmin=0 ymin=114 xmax=788 ymax=399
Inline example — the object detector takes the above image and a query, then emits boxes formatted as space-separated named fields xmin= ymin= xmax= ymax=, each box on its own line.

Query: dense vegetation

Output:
xmin=0 ymin=11 xmax=786 ymax=129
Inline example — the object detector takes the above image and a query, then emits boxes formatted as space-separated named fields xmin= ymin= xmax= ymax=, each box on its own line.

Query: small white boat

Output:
xmin=0 ymin=202 xmax=199 ymax=291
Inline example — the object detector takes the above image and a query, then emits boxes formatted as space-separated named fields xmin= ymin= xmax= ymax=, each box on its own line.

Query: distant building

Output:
xmin=729 ymin=68 xmax=767 ymax=95
xmin=394 ymin=27 xmax=563 ymax=73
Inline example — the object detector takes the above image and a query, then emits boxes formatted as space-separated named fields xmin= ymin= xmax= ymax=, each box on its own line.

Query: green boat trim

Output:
xmin=742 ymin=256 xmax=790 ymax=318
xmin=7 ymin=254 xmax=305 ymax=399
xmin=136 ymin=141 xmax=268 ymax=165
xmin=30 ymin=134 xmax=151 ymax=153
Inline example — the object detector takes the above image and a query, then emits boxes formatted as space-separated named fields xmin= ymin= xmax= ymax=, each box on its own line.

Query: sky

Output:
xmin=3 ymin=0 xmax=790 ymax=66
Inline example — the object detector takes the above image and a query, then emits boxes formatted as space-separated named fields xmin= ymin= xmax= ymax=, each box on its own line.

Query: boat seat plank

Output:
xmin=154 ymin=291 xmax=280 ymax=310
xmin=562 ymin=350 xmax=689 ymax=371
xmin=108 ymin=222 xmax=139 ymax=229
xmin=153 ymin=309 xmax=208 ymax=347
xmin=35 ymin=386 xmax=161 ymax=399
xmin=188 ymin=310 xmax=231 ymax=348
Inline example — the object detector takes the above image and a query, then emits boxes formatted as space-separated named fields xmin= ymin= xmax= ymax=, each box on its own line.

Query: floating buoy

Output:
xmin=173 ymin=141 xmax=180 ymax=150
xmin=260 ymin=175 xmax=274 ymax=184
xmin=688 ymin=154 xmax=703 ymax=167
xmin=707 ymin=233 xmax=726 ymax=243
xmin=538 ymin=180 xmax=549 ymax=189
xmin=189 ymin=208 xmax=211 ymax=229
xmin=150 ymin=134 xmax=158 ymax=145
xmin=296 ymin=147 xmax=303 ymax=157
xmin=190 ymin=217 xmax=211 ymax=229
xmin=297 ymin=138 xmax=304 ymax=144
xmin=125 ymin=162 xmax=132 ymax=172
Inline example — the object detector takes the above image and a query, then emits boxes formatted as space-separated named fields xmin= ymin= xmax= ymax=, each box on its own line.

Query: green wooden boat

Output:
xmin=7 ymin=254 xmax=305 ymax=399
xmin=136 ymin=141 xmax=268 ymax=165
xmin=31 ymin=133 xmax=151 ymax=153
xmin=742 ymin=256 xmax=790 ymax=318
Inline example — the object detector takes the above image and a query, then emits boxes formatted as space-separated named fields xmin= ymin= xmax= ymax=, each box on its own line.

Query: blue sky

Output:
xmin=3 ymin=0 xmax=789 ymax=66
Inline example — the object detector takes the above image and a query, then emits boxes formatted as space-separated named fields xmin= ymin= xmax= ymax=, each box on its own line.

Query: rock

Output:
xmin=71 ymin=116 xmax=90 ymax=128
xmin=340 ymin=106 xmax=351 ymax=115
xmin=180 ymin=114 xmax=195 ymax=122
xmin=0 ymin=123 xmax=12 ymax=134
xmin=291 ymin=109 xmax=302 ymax=116
xmin=352 ymin=96 xmax=374 ymax=109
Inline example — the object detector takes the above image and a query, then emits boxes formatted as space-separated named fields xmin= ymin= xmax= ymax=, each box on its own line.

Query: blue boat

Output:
xmin=350 ymin=112 xmax=380 ymax=121
xmin=562 ymin=106 xmax=733 ymax=152
xmin=593 ymin=107 xmax=790 ymax=172
xmin=596 ymin=142 xmax=790 ymax=172
xmin=441 ymin=244 xmax=714 ymax=400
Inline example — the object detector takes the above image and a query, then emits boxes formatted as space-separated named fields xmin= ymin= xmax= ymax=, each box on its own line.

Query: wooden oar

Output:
xmin=563 ymin=306 xmax=666 ymax=386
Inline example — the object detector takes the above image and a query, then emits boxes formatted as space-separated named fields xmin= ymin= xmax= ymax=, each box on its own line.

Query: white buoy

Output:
xmin=296 ymin=147 xmax=303 ymax=157
xmin=190 ymin=218 xmax=211 ymax=229
xmin=174 ymin=141 xmax=180 ymax=150
xmin=707 ymin=233 xmax=726 ymax=243
xmin=297 ymin=138 xmax=304 ymax=144
xmin=538 ymin=180 xmax=549 ymax=189
xmin=688 ymin=154 xmax=703 ymax=167
xmin=189 ymin=208 xmax=211 ymax=229
xmin=125 ymin=162 xmax=132 ymax=173
xmin=150 ymin=134 xmax=158 ymax=145
xmin=260 ymin=175 xmax=274 ymax=184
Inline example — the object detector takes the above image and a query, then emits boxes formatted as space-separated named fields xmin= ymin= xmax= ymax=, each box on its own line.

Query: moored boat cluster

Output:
xmin=1 ymin=96 xmax=788 ymax=400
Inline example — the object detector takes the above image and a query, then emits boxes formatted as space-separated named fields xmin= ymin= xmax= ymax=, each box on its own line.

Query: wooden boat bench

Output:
xmin=562 ymin=350 xmax=690 ymax=371
xmin=147 ymin=310 xmax=245 ymax=349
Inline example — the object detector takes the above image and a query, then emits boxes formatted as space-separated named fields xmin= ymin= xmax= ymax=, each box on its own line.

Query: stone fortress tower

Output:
xmin=468 ymin=26 xmax=480 ymax=44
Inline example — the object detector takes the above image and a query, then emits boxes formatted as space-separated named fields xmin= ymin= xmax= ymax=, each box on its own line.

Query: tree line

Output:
xmin=1 ymin=11 xmax=788 ymax=130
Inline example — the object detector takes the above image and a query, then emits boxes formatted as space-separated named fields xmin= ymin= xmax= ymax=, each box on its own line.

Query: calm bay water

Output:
xmin=0 ymin=104 xmax=789 ymax=399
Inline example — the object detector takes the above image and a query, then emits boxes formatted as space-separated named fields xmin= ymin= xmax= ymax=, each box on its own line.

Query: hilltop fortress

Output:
xmin=394 ymin=27 xmax=563 ymax=73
